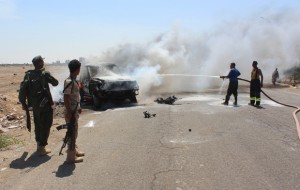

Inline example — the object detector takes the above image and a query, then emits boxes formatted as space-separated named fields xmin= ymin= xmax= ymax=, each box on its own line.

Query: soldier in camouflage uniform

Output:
xmin=19 ymin=55 xmax=58 ymax=155
xmin=63 ymin=59 xmax=84 ymax=163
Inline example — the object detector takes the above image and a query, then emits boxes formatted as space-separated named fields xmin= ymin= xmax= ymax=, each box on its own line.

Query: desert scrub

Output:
xmin=0 ymin=134 xmax=20 ymax=149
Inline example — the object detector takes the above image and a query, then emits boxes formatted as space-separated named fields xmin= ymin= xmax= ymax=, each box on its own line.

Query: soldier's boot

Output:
xmin=37 ymin=146 xmax=51 ymax=156
xmin=75 ymin=145 xmax=85 ymax=157
xmin=66 ymin=150 xmax=83 ymax=163
xmin=234 ymin=96 xmax=238 ymax=106
xmin=76 ymin=149 xmax=85 ymax=157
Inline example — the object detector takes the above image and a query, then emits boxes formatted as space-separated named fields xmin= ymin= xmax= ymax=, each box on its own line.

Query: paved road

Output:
xmin=1 ymin=87 xmax=300 ymax=190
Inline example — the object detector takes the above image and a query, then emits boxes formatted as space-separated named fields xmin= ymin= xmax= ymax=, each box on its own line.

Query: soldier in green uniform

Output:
xmin=19 ymin=55 xmax=59 ymax=155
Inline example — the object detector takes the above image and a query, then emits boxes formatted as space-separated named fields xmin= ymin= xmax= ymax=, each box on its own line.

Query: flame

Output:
xmin=78 ymin=81 xmax=83 ymax=88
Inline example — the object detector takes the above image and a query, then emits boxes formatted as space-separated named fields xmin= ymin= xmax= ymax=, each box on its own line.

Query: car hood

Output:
xmin=92 ymin=76 xmax=139 ymax=91
xmin=94 ymin=75 xmax=136 ymax=82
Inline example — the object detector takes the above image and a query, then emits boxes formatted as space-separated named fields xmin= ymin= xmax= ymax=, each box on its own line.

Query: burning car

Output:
xmin=80 ymin=64 xmax=139 ymax=108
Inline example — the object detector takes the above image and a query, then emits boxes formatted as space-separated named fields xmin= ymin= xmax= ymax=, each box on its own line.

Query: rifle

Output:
xmin=39 ymin=72 xmax=54 ymax=108
xmin=23 ymin=104 xmax=31 ymax=132
xmin=39 ymin=87 xmax=54 ymax=108
xmin=57 ymin=103 xmax=78 ymax=156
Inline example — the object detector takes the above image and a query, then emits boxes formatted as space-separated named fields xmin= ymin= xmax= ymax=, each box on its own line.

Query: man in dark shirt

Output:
xmin=220 ymin=62 xmax=241 ymax=106
xmin=19 ymin=55 xmax=58 ymax=155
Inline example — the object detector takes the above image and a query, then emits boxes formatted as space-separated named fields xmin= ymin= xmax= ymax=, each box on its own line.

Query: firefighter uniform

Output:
xmin=250 ymin=68 xmax=262 ymax=106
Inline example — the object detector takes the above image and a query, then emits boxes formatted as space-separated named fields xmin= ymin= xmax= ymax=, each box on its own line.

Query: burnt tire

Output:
xmin=92 ymin=95 xmax=102 ymax=109
xmin=130 ymin=96 xmax=137 ymax=103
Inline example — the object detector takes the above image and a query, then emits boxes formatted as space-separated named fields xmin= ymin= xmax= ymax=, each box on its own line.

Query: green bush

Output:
xmin=0 ymin=134 xmax=20 ymax=149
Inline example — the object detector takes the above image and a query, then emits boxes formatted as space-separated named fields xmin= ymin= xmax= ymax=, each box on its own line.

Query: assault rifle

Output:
xmin=57 ymin=104 xmax=78 ymax=156
xmin=24 ymin=104 xmax=31 ymax=132
xmin=39 ymin=87 xmax=54 ymax=108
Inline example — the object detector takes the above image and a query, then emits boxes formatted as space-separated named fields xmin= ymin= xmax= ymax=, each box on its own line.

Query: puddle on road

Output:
xmin=260 ymin=100 xmax=284 ymax=107
xmin=179 ymin=95 xmax=283 ymax=108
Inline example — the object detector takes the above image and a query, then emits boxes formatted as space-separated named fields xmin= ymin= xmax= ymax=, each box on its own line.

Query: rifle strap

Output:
xmin=63 ymin=80 xmax=74 ymax=93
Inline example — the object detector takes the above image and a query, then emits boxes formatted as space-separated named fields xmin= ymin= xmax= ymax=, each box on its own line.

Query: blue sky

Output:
xmin=1 ymin=0 xmax=300 ymax=63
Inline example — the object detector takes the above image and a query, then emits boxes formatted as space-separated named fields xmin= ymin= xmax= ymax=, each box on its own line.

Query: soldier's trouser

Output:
xmin=250 ymin=79 xmax=261 ymax=106
xmin=65 ymin=113 xmax=79 ymax=151
xmin=33 ymin=106 xmax=53 ymax=146
xmin=225 ymin=81 xmax=238 ymax=103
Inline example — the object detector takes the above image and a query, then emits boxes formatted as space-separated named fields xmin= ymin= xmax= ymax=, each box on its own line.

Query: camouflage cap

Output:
xmin=32 ymin=55 xmax=44 ymax=64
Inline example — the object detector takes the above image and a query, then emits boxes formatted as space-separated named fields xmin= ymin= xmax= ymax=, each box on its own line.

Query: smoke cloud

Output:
xmin=85 ymin=9 xmax=300 ymax=99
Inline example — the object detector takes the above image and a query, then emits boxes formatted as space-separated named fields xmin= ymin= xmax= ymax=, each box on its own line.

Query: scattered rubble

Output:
xmin=155 ymin=95 xmax=178 ymax=105
xmin=0 ymin=113 xmax=25 ymax=132
xmin=143 ymin=111 xmax=156 ymax=118
xmin=0 ymin=94 xmax=7 ymax=101
xmin=6 ymin=113 xmax=16 ymax=121
xmin=7 ymin=125 xmax=21 ymax=129
xmin=0 ymin=125 xmax=8 ymax=133
xmin=54 ymin=103 xmax=65 ymax=118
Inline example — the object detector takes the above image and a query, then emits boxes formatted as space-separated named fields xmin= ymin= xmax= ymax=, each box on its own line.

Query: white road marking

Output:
xmin=83 ymin=120 xmax=95 ymax=128
xmin=179 ymin=96 xmax=219 ymax=102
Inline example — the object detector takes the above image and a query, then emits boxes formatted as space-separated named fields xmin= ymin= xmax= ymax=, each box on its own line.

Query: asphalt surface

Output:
xmin=1 ymin=87 xmax=300 ymax=190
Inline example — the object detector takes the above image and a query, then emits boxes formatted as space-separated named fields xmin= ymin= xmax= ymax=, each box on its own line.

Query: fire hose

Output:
xmin=237 ymin=78 xmax=300 ymax=140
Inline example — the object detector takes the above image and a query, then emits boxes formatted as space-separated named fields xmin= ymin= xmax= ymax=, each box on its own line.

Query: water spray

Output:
xmin=159 ymin=74 xmax=219 ymax=78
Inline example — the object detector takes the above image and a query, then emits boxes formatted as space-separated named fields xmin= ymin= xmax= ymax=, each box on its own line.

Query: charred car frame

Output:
xmin=80 ymin=64 xmax=139 ymax=108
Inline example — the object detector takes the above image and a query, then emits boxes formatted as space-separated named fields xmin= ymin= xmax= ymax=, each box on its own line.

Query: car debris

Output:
xmin=143 ymin=111 xmax=156 ymax=118
xmin=155 ymin=96 xmax=178 ymax=105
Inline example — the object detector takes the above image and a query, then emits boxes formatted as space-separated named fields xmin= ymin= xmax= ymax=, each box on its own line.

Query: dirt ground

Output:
xmin=0 ymin=65 xmax=69 ymax=179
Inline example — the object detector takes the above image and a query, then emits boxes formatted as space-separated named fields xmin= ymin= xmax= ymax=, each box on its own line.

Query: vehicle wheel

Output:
xmin=92 ymin=95 xmax=102 ymax=109
xmin=130 ymin=96 xmax=137 ymax=103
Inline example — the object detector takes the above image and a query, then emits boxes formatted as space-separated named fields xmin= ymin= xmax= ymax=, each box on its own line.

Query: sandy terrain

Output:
xmin=0 ymin=65 xmax=68 ymax=174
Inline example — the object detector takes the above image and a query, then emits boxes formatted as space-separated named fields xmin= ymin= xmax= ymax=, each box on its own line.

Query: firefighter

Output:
xmin=249 ymin=61 xmax=263 ymax=107
xmin=220 ymin=62 xmax=241 ymax=106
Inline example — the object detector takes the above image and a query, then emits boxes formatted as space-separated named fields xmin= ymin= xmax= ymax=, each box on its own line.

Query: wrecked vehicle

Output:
xmin=80 ymin=64 xmax=139 ymax=108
